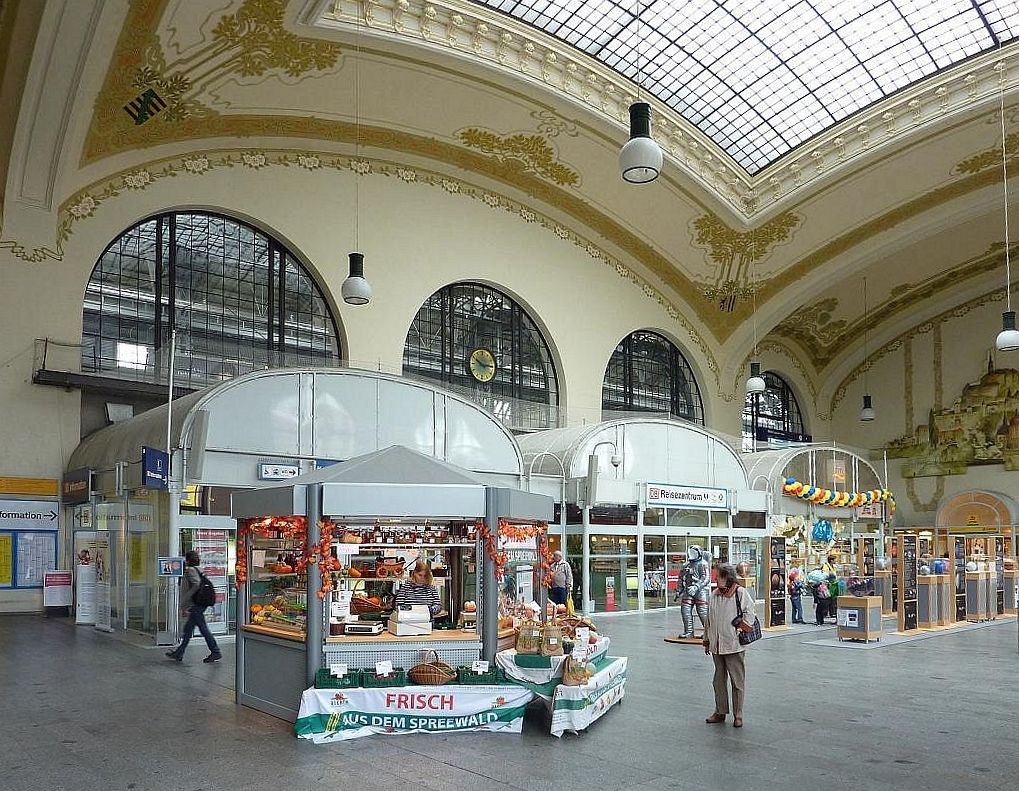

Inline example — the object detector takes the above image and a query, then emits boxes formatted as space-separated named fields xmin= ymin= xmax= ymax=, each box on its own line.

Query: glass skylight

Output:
xmin=474 ymin=0 xmax=1019 ymax=173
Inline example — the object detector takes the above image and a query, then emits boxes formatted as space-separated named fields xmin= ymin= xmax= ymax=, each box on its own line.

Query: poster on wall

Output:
xmin=74 ymin=532 xmax=97 ymax=624
xmin=0 ymin=533 xmax=12 ymax=588
xmin=994 ymin=536 xmax=1005 ymax=614
xmin=15 ymin=532 xmax=57 ymax=587
xmin=194 ymin=529 xmax=229 ymax=633
xmin=93 ymin=534 xmax=112 ymax=632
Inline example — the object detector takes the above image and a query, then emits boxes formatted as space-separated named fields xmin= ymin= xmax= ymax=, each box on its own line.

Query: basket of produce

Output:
xmin=361 ymin=668 xmax=406 ymax=688
xmin=456 ymin=665 xmax=506 ymax=685
xmin=314 ymin=668 xmax=361 ymax=689
xmin=408 ymin=650 xmax=457 ymax=685
xmin=350 ymin=594 xmax=386 ymax=615
xmin=554 ymin=615 xmax=597 ymax=638
xmin=515 ymin=618 xmax=543 ymax=654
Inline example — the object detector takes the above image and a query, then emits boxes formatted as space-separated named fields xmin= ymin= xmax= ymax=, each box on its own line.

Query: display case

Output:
xmin=245 ymin=533 xmax=308 ymax=641
xmin=322 ymin=520 xmax=483 ymax=670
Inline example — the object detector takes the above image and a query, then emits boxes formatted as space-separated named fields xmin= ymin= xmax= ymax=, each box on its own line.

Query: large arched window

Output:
xmin=402 ymin=282 xmax=559 ymax=431
xmin=81 ymin=212 xmax=340 ymax=388
xmin=602 ymin=331 xmax=704 ymax=424
xmin=742 ymin=371 xmax=807 ymax=451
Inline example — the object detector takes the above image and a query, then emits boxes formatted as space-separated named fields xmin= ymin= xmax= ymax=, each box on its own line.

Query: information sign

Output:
xmin=43 ymin=571 xmax=73 ymax=607
xmin=158 ymin=557 xmax=185 ymax=577
xmin=0 ymin=499 xmax=58 ymax=531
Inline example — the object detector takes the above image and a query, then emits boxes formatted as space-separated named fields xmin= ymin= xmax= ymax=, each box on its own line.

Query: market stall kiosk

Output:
xmin=231 ymin=445 xmax=553 ymax=724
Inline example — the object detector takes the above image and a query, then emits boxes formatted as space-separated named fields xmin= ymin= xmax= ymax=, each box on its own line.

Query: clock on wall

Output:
xmin=467 ymin=348 xmax=497 ymax=383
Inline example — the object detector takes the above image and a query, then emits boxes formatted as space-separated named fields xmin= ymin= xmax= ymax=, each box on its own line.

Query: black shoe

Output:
xmin=165 ymin=651 xmax=182 ymax=662
xmin=203 ymin=653 xmax=222 ymax=663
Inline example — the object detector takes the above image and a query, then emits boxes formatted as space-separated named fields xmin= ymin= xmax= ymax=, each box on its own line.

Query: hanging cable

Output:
xmin=1000 ymin=48 xmax=1011 ymax=312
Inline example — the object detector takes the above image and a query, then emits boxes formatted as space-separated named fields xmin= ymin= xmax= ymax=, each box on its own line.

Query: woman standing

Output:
xmin=395 ymin=559 xmax=443 ymax=618
xmin=702 ymin=563 xmax=756 ymax=728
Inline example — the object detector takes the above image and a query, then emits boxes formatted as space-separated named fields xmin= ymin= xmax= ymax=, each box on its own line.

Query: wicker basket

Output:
xmin=408 ymin=650 xmax=457 ymax=685
xmin=375 ymin=559 xmax=405 ymax=578
xmin=350 ymin=595 xmax=386 ymax=615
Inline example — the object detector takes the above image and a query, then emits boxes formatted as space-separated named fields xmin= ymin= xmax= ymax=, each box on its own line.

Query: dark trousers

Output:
xmin=790 ymin=595 xmax=803 ymax=623
xmin=814 ymin=598 xmax=828 ymax=625
xmin=171 ymin=605 xmax=220 ymax=657
xmin=829 ymin=597 xmax=838 ymax=618
xmin=549 ymin=586 xmax=568 ymax=606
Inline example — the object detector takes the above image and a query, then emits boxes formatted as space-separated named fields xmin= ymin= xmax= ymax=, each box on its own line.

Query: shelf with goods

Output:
xmin=243 ymin=528 xmax=308 ymax=641
xmin=322 ymin=519 xmax=482 ymax=665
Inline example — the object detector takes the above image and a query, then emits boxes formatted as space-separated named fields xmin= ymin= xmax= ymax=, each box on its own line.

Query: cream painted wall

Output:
xmin=0 ymin=157 xmax=731 ymax=487
xmin=827 ymin=294 xmax=1019 ymax=527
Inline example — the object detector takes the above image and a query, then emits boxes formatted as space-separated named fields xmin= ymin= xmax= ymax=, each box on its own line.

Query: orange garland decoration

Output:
xmin=235 ymin=515 xmax=307 ymax=590
xmin=480 ymin=520 xmax=550 ymax=584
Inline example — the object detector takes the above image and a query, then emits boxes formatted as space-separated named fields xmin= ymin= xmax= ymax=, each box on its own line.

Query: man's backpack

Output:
xmin=192 ymin=570 xmax=217 ymax=607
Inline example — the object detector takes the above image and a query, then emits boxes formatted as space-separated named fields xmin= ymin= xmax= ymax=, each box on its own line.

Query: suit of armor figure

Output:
xmin=679 ymin=545 xmax=710 ymax=638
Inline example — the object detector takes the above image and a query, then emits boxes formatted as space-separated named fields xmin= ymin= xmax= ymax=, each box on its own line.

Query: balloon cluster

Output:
xmin=781 ymin=477 xmax=895 ymax=513
xmin=811 ymin=519 xmax=833 ymax=542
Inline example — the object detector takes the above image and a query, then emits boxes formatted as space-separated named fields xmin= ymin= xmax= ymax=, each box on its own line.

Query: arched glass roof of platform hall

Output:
xmin=472 ymin=0 xmax=1019 ymax=173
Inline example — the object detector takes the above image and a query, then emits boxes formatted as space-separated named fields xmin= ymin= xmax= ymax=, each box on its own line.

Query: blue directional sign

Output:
xmin=141 ymin=446 xmax=169 ymax=489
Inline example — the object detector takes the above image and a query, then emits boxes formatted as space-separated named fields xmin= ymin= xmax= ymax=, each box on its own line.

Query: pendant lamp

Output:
xmin=619 ymin=1 xmax=662 ymax=184
xmin=343 ymin=7 xmax=371 ymax=305
xmin=996 ymin=56 xmax=1017 ymax=349
xmin=860 ymin=277 xmax=875 ymax=422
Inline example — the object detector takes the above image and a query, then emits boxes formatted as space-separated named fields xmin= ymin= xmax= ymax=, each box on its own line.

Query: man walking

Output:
xmin=166 ymin=550 xmax=222 ymax=664
xmin=548 ymin=550 xmax=573 ymax=607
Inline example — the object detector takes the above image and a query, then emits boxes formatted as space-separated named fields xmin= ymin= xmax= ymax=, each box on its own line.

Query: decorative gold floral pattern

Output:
xmin=691 ymin=210 xmax=800 ymax=312
xmin=774 ymin=298 xmax=847 ymax=358
xmin=457 ymin=128 xmax=579 ymax=186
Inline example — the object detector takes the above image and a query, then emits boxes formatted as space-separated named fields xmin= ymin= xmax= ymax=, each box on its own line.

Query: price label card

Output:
xmin=571 ymin=646 xmax=587 ymax=662
xmin=575 ymin=627 xmax=590 ymax=642
xmin=334 ymin=543 xmax=360 ymax=555
xmin=330 ymin=663 xmax=348 ymax=678
xmin=376 ymin=660 xmax=394 ymax=677
xmin=471 ymin=660 xmax=489 ymax=674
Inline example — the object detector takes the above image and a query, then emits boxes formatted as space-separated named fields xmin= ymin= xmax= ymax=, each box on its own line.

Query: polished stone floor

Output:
xmin=1 ymin=611 xmax=1016 ymax=791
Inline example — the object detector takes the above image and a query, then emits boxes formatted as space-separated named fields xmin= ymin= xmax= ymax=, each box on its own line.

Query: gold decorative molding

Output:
xmin=774 ymin=298 xmax=847 ymax=362
xmin=325 ymin=0 xmax=1019 ymax=219
xmin=83 ymin=0 xmax=340 ymax=163
xmin=691 ymin=210 xmax=799 ymax=312
xmin=779 ymin=242 xmax=1013 ymax=370
xmin=829 ymin=286 xmax=1006 ymax=416
xmin=953 ymin=128 xmax=1019 ymax=175
xmin=456 ymin=128 xmax=579 ymax=187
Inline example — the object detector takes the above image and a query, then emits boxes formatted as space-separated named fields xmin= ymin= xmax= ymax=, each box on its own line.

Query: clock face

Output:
xmin=468 ymin=348 xmax=497 ymax=382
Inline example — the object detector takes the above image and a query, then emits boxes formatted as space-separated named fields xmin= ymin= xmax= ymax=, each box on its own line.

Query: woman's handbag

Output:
xmin=408 ymin=650 xmax=456 ymax=685
xmin=734 ymin=587 xmax=762 ymax=646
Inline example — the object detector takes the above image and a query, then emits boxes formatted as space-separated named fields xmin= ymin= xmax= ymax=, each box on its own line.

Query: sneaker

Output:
xmin=203 ymin=653 xmax=222 ymax=663
xmin=165 ymin=651 xmax=182 ymax=662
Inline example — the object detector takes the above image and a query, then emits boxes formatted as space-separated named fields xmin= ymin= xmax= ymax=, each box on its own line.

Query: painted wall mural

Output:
xmin=885 ymin=356 xmax=1019 ymax=477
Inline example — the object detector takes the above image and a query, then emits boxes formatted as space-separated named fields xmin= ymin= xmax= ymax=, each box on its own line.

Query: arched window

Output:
xmin=402 ymin=282 xmax=559 ymax=430
xmin=81 ymin=212 xmax=340 ymax=388
xmin=601 ymin=330 xmax=704 ymax=424
xmin=742 ymin=371 xmax=806 ymax=451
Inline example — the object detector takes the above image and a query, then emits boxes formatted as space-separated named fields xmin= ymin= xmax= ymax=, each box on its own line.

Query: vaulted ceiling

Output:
xmin=1 ymin=0 xmax=1018 ymax=400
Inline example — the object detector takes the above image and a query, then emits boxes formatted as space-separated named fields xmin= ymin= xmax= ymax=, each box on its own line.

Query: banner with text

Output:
xmin=74 ymin=532 xmax=98 ymax=624
xmin=646 ymin=483 xmax=728 ymax=510
xmin=295 ymin=684 xmax=533 ymax=743
xmin=93 ymin=534 xmax=112 ymax=632
xmin=550 ymin=656 xmax=627 ymax=737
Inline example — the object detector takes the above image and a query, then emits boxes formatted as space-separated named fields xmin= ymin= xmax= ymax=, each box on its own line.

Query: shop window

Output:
xmin=643 ymin=535 xmax=665 ymax=553
xmin=590 ymin=505 xmax=638 ymax=525
xmin=644 ymin=507 xmax=664 ymax=526
xmin=402 ymin=282 xmax=558 ymax=431
xmin=590 ymin=534 xmax=637 ymax=555
xmin=667 ymin=508 xmax=709 ymax=528
xmin=81 ymin=212 xmax=340 ymax=388
xmin=589 ymin=556 xmax=638 ymax=612
xmin=710 ymin=511 xmax=729 ymax=530
xmin=602 ymin=330 xmax=704 ymax=424
xmin=742 ymin=371 xmax=806 ymax=451
xmin=733 ymin=511 xmax=766 ymax=529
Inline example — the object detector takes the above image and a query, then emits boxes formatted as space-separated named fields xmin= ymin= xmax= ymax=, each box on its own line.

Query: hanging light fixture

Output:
xmin=746 ymin=264 xmax=765 ymax=394
xmin=619 ymin=1 xmax=662 ymax=184
xmin=860 ymin=277 xmax=875 ymax=422
xmin=342 ymin=9 xmax=372 ymax=305
xmin=995 ymin=53 xmax=1018 ymax=350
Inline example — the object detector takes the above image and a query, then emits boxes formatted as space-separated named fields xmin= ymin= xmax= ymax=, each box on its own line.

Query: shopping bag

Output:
xmin=566 ymin=595 xmax=575 ymax=616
